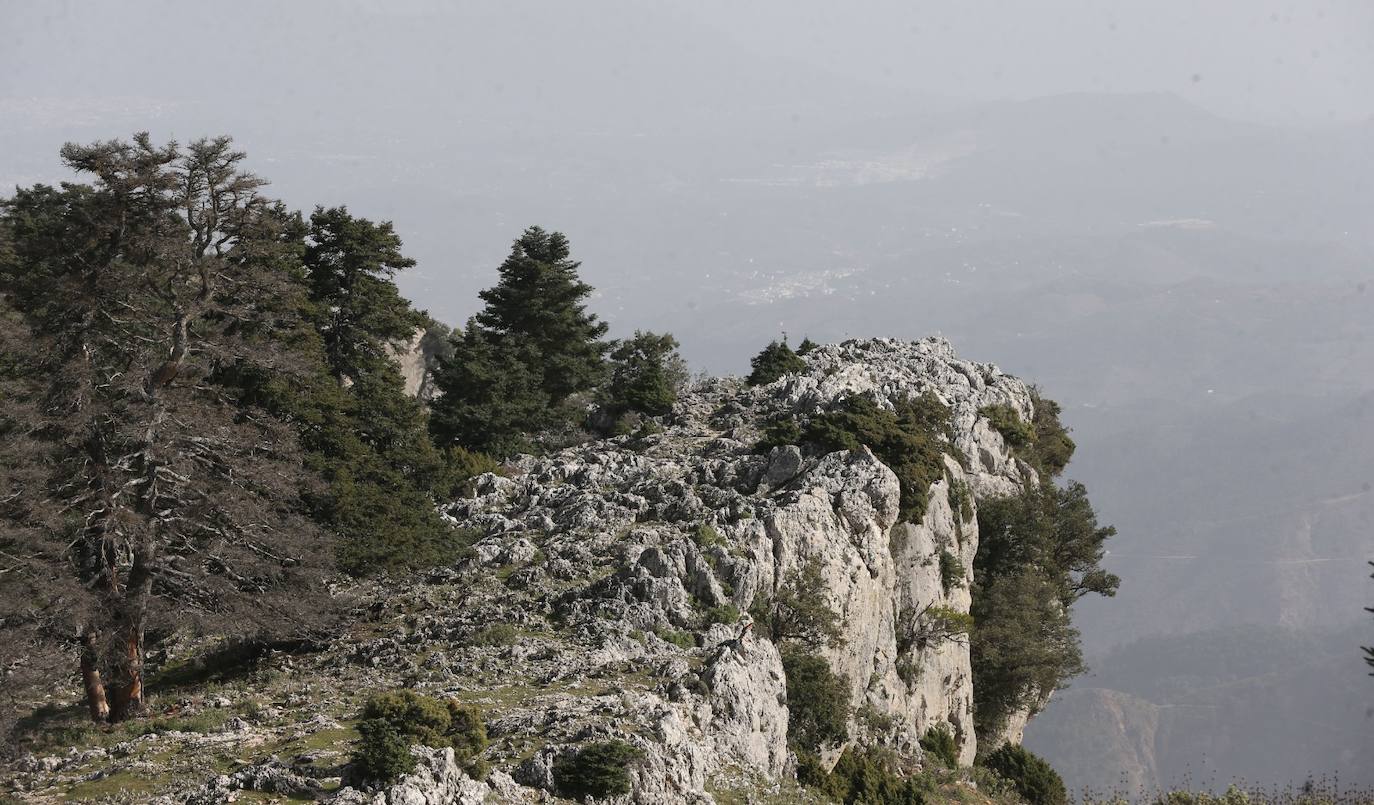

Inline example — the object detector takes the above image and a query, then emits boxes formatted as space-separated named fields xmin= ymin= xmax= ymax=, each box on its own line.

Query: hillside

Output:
xmin=4 ymin=338 xmax=1055 ymax=803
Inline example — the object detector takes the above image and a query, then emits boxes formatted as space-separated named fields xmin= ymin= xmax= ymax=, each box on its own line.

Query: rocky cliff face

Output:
xmin=6 ymin=338 xmax=1045 ymax=805
xmin=350 ymin=337 xmax=1038 ymax=802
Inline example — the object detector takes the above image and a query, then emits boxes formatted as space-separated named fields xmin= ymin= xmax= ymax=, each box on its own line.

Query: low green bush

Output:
xmin=469 ymin=623 xmax=519 ymax=647
xmin=814 ymin=745 xmax=932 ymax=804
xmin=655 ymin=626 xmax=696 ymax=649
xmin=553 ymin=740 xmax=644 ymax=799
xmin=354 ymin=719 xmax=417 ymax=781
xmin=938 ymin=550 xmax=964 ymax=592
xmin=919 ymin=724 xmax=959 ymax=769
xmin=747 ymin=340 xmax=807 ymax=386
xmin=350 ymin=690 xmax=488 ymax=782
xmin=980 ymin=404 xmax=1035 ymax=449
xmin=705 ymin=603 xmax=741 ymax=626
xmin=980 ymin=743 xmax=1067 ymax=805
xmin=692 ymin=522 xmax=724 ymax=549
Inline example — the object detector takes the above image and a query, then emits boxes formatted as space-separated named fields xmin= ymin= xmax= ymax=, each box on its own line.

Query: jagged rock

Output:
xmin=420 ymin=337 xmax=1039 ymax=797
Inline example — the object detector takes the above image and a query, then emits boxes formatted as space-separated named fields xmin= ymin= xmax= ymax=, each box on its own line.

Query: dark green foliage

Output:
xmin=226 ymin=205 xmax=461 ymax=577
xmin=655 ymin=627 xmax=696 ymax=649
xmin=352 ymin=691 xmax=488 ymax=782
xmin=980 ymin=744 xmax=1067 ymax=805
xmin=473 ymin=226 xmax=609 ymax=402
xmin=1027 ymin=391 xmax=1075 ymax=478
xmin=704 ymin=603 xmax=740 ymax=626
xmin=948 ymin=478 xmax=974 ymax=523
xmin=971 ymin=477 xmax=1117 ymax=738
xmin=971 ymin=569 xmax=1085 ymax=738
xmin=429 ymin=226 xmax=608 ymax=456
xmin=796 ymin=337 xmax=820 ymax=356
xmin=553 ymin=740 xmax=644 ymax=800
xmin=781 ymin=646 xmax=851 ymax=754
xmin=976 ymin=481 xmax=1119 ymax=606
xmin=812 ymin=745 xmax=930 ymax=805
xmin=801 ymin=394 xmax=952 ymax=522
xmin=303 ymin=206 xmax=423 ymax=383
xmin=919 ymin=724 xmax=959 ymax=769
xmin=980 ymin=404 xmax=1035 ymax=449
xmin=354 ymin=719 xmax=416 ymax=782
xmin=752 ymin=558 xmax=843 ymax=647
xmin=0 ymin=135 xmax=341 ymax=723
xmin=429 ymin=325 xmax=552 ymax=457
xmin=691 ymin=523 xmax=724 ymax=549
xmin=433 ymin=446 xmax=502 ymax=499
xmin=605 ymin=330 xmax=685 ymax=417
xmin=938 ymin=550 xmax=964 ymax=592
xmin=755 ymin=416 xmax=803 ymax=452
xmin=746 ymin=339 xmax=806 ymax=386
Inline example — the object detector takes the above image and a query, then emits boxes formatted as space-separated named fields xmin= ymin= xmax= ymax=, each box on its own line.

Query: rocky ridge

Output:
xmin=5 ymin=337 xmax=1041 ymax=804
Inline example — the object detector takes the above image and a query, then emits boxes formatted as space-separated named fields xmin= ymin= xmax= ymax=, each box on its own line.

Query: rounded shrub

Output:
xmin=353 ymin=719 xmax=416 ymax=782
xmin=919 ymin=724 xmax=959 ymax=769
xmin=350 ymin=690 xmax=489 ymax=782
xmin=980 ymin=743 xmax=1067 ymax=805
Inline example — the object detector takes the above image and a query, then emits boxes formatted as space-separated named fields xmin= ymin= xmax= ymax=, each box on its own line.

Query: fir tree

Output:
xmin=429 ymin=323 xmax=552 ymax=457
xmin=304 ymin=206 xmax=423 ymax=383
xmin=474 ymin=226 xmax=608 ymax=401
xmin=0 ymin=134 xmax=336 ymax=723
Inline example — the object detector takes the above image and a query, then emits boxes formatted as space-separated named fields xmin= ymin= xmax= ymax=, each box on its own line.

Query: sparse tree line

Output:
xmin=1 ymin=134 xmax=1116 ymax=803
xmin=0 ymin=134 xmax=686 ymax=728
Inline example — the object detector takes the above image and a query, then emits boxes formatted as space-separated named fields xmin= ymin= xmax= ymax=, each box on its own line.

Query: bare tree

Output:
xmin=0 ymin=134 xmax=336 ymax=724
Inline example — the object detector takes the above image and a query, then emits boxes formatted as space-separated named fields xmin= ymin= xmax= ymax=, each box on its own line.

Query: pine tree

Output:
xmin=474 ymin=226 xmax=609 ymax=401
xmin=746 ymin=338 xmax=806 ymax=386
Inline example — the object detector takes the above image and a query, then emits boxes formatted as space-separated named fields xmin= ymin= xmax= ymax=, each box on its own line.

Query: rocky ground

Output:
xmin=3 ymin=338 xmax=1040 ymax=804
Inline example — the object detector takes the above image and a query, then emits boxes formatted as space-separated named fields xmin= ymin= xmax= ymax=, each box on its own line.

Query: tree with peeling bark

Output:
xmin=0 ymin=134 xmax=335 ymax=724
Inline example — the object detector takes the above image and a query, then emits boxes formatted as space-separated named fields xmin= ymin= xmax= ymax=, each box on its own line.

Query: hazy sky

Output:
xmin=680 ymin=0 xmax=1374 ymax=125
xmin=2 ymin=0 xmax=1371 ymax=126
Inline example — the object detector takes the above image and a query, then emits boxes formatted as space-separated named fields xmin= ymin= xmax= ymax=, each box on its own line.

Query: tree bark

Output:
xmin=79 ymin=627 xmax=110 ymax=723
xmin=107 ymin=542 xmax=156 ymax=722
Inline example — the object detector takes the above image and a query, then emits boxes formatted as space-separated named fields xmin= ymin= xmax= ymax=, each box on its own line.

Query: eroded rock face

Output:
xmin=408 ymin=337 xmax=1038 ymax=800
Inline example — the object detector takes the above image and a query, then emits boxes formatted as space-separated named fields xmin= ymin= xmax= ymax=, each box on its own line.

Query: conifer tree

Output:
xmin=0 ymin=134 xmax=335 ymax=723
xmin=430 ymin=227 xmax=608 ymax=456
xmin=430 ymin=323 xmax=551 ymax=457
xmin=605 ymin=331 xmax=685 ymax=417
xmin=747 ymin=338 xmax=807 ymax=386
xmin=474 ymin=226 xmax=609 ymax=401
xmin=304 ymin=206 xmax=424 ymax=383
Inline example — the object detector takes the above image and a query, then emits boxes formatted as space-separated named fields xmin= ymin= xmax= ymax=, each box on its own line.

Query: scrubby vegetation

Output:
xmin=351 ymin=690 xmax=488 ymax=782
xmin=751 ymin=558 xmax=843 ymax=646
xmin=781 ymin=646 xmax=851 ymax=758
xmin=747 ymin=338 xmax=807 ymax=386
xmin=603 ymin=330 xmax=687 ymax=418
xmin=980 ymin=744 xmax=1066 ymax=805
xmin=919 ymin=724 xmax=959 ymax=769
xmin=553 ymin=740 xmax=644 ymax=799
xmin=807 ymin=745 xmax=930 ymax=804
xmin=758 ymin=393 xmax=952 ymax=522
xmin=981 ymin=403 xmax=1036 ymax=449
xmin=939 ymin=550 xmax=965 ymax=591
xmin=972 ymin=476 xmax=1117 ymax=738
